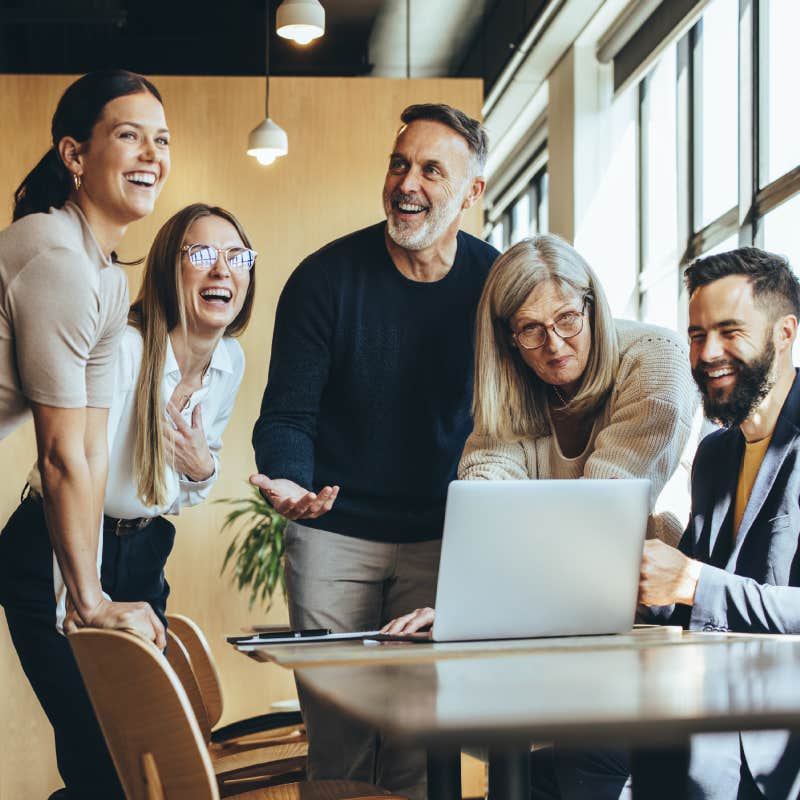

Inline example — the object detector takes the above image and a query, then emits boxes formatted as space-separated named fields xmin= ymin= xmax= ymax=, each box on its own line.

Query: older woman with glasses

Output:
xmin=384 ymin=233 xmax=698 ymax=636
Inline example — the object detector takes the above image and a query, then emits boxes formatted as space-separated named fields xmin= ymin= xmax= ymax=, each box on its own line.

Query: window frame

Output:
xmin=485 ymin=144 xmax=549 ymax=248
xmin=635 ymin=0 xmax=800 ymax=329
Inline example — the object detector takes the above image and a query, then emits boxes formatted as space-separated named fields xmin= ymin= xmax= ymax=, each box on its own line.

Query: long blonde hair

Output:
xmin=473 ymin=234 xmax=619 ymax=441
xmin=128 ymin=204 xmax=256 ymax=507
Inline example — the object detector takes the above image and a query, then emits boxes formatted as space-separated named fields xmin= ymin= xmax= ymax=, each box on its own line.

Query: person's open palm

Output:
xmin=249 ymin=474 xmax=339 ymax=520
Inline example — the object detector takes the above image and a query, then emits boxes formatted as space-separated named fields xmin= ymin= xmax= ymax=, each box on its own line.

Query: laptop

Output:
xmin=431 ymin=479 xmax=650 ymax=642
xmin=231 ymin=478 xmax=649 ymax=649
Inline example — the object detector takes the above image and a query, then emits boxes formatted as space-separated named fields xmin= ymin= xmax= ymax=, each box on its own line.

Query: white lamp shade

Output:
xmin=276 ymin=0 xmax=325 ymax=45
xmin=247 ymin=117 xmax=288 ymax=165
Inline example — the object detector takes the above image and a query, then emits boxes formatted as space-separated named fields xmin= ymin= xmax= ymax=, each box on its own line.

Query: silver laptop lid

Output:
xmin=432 ymin=479 xmax=650 ymax=642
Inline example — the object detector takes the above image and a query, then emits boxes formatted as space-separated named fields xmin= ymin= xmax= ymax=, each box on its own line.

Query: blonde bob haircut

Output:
xmin=473 ymin=233 xmax=619 ymax=441
xmin=129 ymin=203 xmax=256 ymax=507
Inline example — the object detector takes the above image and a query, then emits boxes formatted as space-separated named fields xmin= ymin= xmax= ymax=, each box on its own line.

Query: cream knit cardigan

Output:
xmin=458 ymin=319 xmax=700 ymax=545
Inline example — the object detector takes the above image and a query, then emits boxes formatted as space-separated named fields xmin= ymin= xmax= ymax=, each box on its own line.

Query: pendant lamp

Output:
xmin=247 ymin=3 xmax=288 ymax=166
xmin=276 ymin=0 xmax=325 ymax=45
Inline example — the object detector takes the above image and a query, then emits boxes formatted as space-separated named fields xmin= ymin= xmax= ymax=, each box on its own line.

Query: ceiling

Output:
xmin=0 ymin=0 xmax=486 ymax=78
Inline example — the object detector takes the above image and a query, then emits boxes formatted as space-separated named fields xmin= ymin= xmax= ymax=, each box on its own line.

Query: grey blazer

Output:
xmin=650 ymin=369 xmax=800 ymax=798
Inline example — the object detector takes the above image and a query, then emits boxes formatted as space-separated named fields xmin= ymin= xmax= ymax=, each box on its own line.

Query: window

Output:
xmin=537 ymin=172 xmax=549 ymax=236
xmin=692 ymin=0 xmax=739 ymax=230
xmin=762 ymin=194 xmax=800 ymax=271
xmin=488 ymin=218 xmax=506 ymax=251
xmin=639 ymin=43 xmax=679 ymax=330
xmin=701 ymin=233 xmax=740 ymax=258
xmin=635 ymin=0 xmax=800 ymax=331
xmin=510 ymin=192 xmax=531 ymax=245
xmin=760 ymin=0 xmax=800 ymax=185
xmin=485 ymin=165 xmax=548 ymax=250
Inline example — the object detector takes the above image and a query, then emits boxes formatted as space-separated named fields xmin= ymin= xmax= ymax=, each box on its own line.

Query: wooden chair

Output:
xmin=164 ymin=629 xmax=306 ymax=792
xmin=167 ymin=613 xmax=305 ymax=750
xmin=69 ymin=628 xmax=407 ymax=800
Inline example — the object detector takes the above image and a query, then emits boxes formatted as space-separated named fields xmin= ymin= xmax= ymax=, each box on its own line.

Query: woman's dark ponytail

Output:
xmin=11 ymin=69 xmax=163 ymax=222
xmin=12 ymin=148 xmax=72 ymax=222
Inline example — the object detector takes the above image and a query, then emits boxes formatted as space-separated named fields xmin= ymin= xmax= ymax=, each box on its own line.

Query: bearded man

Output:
xmin=531 ymin=248 xmax=800 ymax=800
xmin=635 ymin=247 xmax=800 ymax=799
xmin=250 ymin=103 xmax=497 ymax=799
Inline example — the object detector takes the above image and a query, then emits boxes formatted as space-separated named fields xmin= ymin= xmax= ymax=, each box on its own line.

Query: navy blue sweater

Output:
xmin=253 ymin=222 xmax=499 ymax=542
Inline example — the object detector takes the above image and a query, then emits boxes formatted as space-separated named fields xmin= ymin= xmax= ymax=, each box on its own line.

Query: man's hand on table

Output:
xmin=638 ymin=539 xmax=703 ymax=607
xmin=381 ymin=607 xmax=435 ymax=635
xmin=249 ymin=474 xmax=339 ymax=520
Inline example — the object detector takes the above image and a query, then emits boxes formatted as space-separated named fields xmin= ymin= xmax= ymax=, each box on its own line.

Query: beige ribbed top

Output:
xmin=0 ymin=202 xmax=128 ymax=440
xmin=458 ymin=319 xmax=700 ymax=545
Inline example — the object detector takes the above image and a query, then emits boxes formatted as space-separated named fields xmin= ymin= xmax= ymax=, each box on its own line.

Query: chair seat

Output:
xmin=212 ymin=740 xmax=308 ymax=782
xmin=234 ymin=779 xmax=408 ymax=799
xmin=212 ymin=723 xmax=307 ymax=753
xmin=211 ymin=710 xmax=305 ymax=745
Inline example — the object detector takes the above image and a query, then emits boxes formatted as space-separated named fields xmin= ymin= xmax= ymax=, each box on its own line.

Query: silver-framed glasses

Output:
xmin=181 ymin=244 xmax=257 ymax=272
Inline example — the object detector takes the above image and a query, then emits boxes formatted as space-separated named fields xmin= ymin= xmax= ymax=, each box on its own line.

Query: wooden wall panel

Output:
xmin=0 ymin=74 xmax=483 ymax=798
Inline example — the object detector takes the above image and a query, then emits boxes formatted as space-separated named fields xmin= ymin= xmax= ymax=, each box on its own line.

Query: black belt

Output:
xmin=103 ymin=515 xmax=151 ymax=537
xmin=24 ymin=485 xmax=150 ymax=537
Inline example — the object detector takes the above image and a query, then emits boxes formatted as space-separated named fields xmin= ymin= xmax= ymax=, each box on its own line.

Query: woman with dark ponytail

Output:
xmin=0 ymin=70 xmax=170 ymax=799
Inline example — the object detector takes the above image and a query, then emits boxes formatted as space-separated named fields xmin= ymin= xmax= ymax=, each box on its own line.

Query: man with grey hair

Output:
xmin=251 ymin=103 xmax=497 ymax=798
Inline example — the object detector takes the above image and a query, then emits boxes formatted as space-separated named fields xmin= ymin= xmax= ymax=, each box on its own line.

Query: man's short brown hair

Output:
xmin=399 ymin=103 xmax=488 ymax=175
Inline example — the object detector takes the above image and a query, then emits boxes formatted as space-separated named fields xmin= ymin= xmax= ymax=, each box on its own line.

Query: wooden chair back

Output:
xmin=165 ymin=628 xmax=213 ymax=741
xmin=69 ymin=628 xmax=219 ymax=800
xmin=167 ymin=613 xmax=225 ymax=726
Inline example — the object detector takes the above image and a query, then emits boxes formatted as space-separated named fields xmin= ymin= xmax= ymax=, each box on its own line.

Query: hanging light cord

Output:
xmin=265 ymin=1 xmax=271 ymax=118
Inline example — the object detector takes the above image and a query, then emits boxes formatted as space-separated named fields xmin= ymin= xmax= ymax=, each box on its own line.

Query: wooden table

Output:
xmin=234 ymin=629 xmax=800 ymax=799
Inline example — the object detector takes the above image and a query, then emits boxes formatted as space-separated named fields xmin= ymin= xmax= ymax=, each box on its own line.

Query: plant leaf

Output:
xmin=218 ymin=490 xmax=288 ymax=613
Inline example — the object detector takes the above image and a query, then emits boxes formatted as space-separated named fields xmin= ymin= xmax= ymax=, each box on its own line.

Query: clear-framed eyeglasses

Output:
xmin=181 ymin=244 xmax=257 ymax=273
xmin=512 ymin=304 xmax=587 ymax=350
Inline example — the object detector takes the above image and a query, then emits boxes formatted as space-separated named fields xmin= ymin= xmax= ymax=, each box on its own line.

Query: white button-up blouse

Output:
xmin=103 ymin=325 xmax=245 ymax=519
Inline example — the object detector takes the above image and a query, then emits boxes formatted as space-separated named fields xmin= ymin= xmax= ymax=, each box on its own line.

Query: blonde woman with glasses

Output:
xmin=101 ymin=203 xmax=255 ymax=634
xmin=384 ymin=233 xmax=698 ymax=636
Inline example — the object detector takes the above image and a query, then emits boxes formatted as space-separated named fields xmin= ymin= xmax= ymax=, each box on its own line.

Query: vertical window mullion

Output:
xmin=676 ymin=32 xmax=693 ymax=331
xmin=740 ymin=0 xmax=758 ymax=246
xmin=528 ymin=182 xmax=538 ymax=237
xmin=636 ymin=79 xmax=646 ymax=322
xmin=691 ymin=18 xmax=704 ymax=237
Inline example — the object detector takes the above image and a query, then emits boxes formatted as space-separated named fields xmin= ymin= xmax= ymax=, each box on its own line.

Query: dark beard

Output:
xmin=692 ymin=338 xmax=776 ymax=428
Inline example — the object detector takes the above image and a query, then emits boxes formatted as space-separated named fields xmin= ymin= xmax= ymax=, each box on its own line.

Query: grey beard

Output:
xmin=385 ymin=187 xmax=466 ymax=251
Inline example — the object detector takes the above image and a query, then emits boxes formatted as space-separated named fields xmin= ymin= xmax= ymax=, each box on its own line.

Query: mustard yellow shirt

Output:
xmin=733 ymin=435 xmax=772 ymax=535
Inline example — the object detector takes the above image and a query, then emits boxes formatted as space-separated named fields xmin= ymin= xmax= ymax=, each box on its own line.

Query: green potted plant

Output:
xmin=218 ymin=487 xmax=287 ymax=610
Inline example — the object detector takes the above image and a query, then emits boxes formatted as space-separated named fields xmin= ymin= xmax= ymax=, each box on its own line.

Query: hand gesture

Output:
xmin=249 ymin=474 xmax=339 ymax=520
xmin=164 ymin=403 xmax=215 ymax=482
xmin=381 ymin=607 xmax=435 ymax=636
xmin=64 ymin=595 xmax=166 ymax=650
xmin=638 ymin=539 xmax=702 ymax=607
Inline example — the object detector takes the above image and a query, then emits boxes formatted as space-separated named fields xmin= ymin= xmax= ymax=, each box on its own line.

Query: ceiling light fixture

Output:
xmin=276 ymin=0 xmax=325 ymax=46
xmin=247 ymin=2 xmax=288 ymax=166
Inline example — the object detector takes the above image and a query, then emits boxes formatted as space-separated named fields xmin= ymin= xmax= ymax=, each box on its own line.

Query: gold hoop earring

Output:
xmin=73 ymin=173 xmax=81 ymax=191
